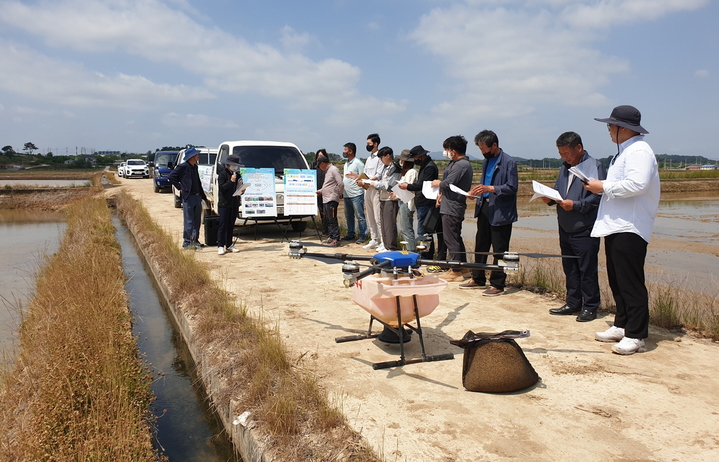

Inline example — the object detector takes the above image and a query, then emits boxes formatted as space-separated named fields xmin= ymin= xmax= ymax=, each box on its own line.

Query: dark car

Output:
xmin=153 ymin=151 xmax=179 ymax=193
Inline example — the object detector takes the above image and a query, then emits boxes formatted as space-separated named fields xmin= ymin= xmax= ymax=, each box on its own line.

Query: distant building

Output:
xmin=96 ymin=151 xmax=121 ymax=156
xmin=686 ymin=164 xmax=702 ymax=171
xmin=701 ymin=164 xmax=717 ymax=170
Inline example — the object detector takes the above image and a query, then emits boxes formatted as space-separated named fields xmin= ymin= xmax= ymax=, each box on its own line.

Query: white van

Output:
xmin=204 ymin=141 xmax=312 ymax=231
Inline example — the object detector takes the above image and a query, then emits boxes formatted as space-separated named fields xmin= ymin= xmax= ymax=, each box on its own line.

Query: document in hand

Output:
xmin=391 ymin=184 xmax=416 ymax=203
xmin=232 ymin=182 xmax=251 ymax=197
xmin=449 ymin=184 xmax=480 ymax=198
xmin=568 ymin=159 xmax=599 ymax=184
xmin=422 ymin=181 xmax=439 ymax=200
xmin=357 ymin=172 xmax=371 ymax=190
xmin=530 ymin=180 xmax=563 ymax=202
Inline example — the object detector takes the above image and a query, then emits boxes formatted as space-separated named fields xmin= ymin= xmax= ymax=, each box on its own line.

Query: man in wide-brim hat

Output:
xmin=216 ymin=154 xmax=243 ymax=255
xmin=584 ymin=105 xmax=660 ymax=355
xmin=168 ymin=147 xmax=208 ymax=250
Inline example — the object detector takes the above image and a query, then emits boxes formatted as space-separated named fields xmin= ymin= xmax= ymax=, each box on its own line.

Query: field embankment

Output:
xmin=0 ymin=196 xmax=158 ymax=461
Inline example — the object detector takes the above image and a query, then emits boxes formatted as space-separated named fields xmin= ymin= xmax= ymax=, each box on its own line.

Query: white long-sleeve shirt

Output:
xmin=363 ymin=151 xmax=382 ymax=180
xmin=591 ymin=136 xmax=660 ymax=243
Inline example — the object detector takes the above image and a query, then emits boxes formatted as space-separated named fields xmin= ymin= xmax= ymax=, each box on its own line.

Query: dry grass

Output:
xmin=114 ymin=190 xmax=380 ymax=461
xmin=0 ymin=195 xmax=158 ymax=461
xmin=512 ymin=253 xmax=719 ymax=340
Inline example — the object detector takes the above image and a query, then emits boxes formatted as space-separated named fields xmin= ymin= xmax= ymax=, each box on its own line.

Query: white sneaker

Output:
xmin=363 ymin=239 xmax=378 ymax=250
xmin=376 ymin=243 xmax=387 ymax=252
xmin=612 ymin=337 xmax=646 ymax=355
xmin=217 ymin=247 xmax=226 ymax=255
xmin=595 ymin=326 xmax=625 ymax=343
xmin=227 ymin=245 xmax=240 ymax=253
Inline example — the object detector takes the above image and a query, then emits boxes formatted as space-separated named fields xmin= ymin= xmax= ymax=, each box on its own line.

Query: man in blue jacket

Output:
xmin=168 ymin=147 xmax=208 ymax=250
xmin=462 ymin=130 xmax=518 ymax=296
xmin=543 ymin=132 xmax=606 ymax=321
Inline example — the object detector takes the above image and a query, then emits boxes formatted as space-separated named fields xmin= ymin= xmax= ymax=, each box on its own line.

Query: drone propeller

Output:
xmin=457 ymin=251 xmax=579 ymax=259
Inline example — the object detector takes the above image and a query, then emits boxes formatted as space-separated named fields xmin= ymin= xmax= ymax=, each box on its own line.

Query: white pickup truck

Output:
xmin=200 ymin=140 xmax=312 ymax=232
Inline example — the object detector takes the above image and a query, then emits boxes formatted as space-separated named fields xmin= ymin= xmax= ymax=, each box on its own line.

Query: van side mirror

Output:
xmin=168 ymin=162 xmax=174 ymax=169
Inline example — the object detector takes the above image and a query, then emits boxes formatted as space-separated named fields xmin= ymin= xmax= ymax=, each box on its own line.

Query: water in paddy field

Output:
xmin=461 ymin=192 xmax=719 ymax=296
xmin=113 ymin=217 xmax=240 ymax=462
xmin=0 ymin=211 xmax=65 ymax=366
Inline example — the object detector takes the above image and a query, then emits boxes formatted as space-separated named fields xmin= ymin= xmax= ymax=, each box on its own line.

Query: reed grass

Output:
xmin=114 ymin=190 xmax=380 ymax=461
xmin=0 ymin=196 xmax=158 ymax=461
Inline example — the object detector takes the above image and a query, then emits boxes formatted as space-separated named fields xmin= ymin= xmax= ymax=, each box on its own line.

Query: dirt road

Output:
xmin=118 ymin=178 xmax=719 ymax=462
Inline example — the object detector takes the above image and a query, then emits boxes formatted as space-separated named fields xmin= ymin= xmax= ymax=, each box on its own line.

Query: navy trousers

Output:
xmin=559 ymin=227 xmax=601 ymax=312
xmin=182 ymin=194 xmax=203 ymax=245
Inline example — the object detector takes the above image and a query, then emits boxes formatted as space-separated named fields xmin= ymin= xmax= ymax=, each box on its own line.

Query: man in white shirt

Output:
xmin=362 ymin=133 xmax=383 ymax=250
xmin=585 ymin=105 xmax=660 ymax=355
xmin=341 ymin=142 xmax=367 ymax=243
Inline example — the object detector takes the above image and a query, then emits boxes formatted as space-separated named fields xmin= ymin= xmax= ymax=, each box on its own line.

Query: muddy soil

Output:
xmin=117 ymin=178 xmax=719 ymax=462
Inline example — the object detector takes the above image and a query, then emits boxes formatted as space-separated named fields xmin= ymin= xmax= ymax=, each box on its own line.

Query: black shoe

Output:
xmin=340 ymin=235 xmax=355 ymax=241
xmin=549 ymin=304 xmax=581 ymax=315
xmin=576 ymin=310 xmax=597 ymax=322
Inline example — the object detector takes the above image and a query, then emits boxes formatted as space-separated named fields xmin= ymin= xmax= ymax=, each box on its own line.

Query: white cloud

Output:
xmin=162 ymin=112 xmax=240 ymax=129
xmin=408 ymin=4 xmax=626 ymax=124
xmin=280 ymin=26 xmax=313 ymax=52
xmin=560 ymin=0 xmax=709 ymax=29
xmin=0 ymin=0 xmax=390 ymax=115
xmin=0 ymin=41 xmax=215 ymax=109
xmin=695 ymin=69 xmax=710 ymax=78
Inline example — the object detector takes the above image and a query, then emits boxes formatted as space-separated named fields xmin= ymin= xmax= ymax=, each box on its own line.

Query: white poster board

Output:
xmin=240 ymin=168 xmax=277 ymax=218
xmin=283 ymin=169 xmax=318 ymax=216
xmin=198 ymin=165 xmax=214 ymax=195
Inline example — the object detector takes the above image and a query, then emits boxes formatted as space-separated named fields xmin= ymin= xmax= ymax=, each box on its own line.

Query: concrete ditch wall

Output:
xmin=119 ymin=209 xmax=270 ymax=462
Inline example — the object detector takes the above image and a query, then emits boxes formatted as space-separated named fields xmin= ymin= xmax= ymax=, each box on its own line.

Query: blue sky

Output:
xmin=1 ymin=0 xmax=717 ymax=160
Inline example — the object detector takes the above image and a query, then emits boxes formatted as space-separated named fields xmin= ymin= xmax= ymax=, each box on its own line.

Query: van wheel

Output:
xmin=291 ymin=221 xmax=307 ymax=232
xmin=153 ymin=183 xmax=160 ymax=193
xmin=174 ymin=195 xmax=182 ymax=208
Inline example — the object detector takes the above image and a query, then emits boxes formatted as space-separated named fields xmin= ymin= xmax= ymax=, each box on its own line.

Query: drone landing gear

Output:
xmin=335 ymin=295 xmax=454 ymax=370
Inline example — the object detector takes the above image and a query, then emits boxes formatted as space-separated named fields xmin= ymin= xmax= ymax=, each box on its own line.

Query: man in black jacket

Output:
xmin=398 ymin=145 xmax=445 ymax=260
xmin=168 ymin=147 xmax=208 ymax=250
xmin=543 ymin=132 xmax=606 ymax=321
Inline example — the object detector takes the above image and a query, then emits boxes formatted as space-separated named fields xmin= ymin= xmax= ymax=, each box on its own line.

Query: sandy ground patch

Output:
xmin=118 ymin=178 xmax=719 ymax=462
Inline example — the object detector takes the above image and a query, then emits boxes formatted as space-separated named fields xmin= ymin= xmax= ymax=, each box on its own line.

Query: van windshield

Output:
xmin=154 ymin=152 xmax=176 ymax=166
xmin=230 ymin=145 xmax=306 ymax=176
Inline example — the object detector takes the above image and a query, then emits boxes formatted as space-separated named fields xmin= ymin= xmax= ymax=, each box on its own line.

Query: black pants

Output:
xmin=217 ymin=206 xmax=238 ymax=248
xmin=559 ymin=227 xmax=601 ymax=312
xmin=472 ymin=200 xmax=512 ymax=289
xmin=605 ymin=232 xmax=649 ymax=339
xmin=441 ymin=213 xmax=466 ymax=265
xmin=380 ymin=200 xmax=399 ymax=250
xmin=323 ymin=201 xmax=339 ymax=241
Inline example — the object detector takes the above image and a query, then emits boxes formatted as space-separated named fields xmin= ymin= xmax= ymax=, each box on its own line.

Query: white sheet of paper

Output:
xmin=391 ymin=184 xmax=416 ymax=203
xmin=449 ymin=184 xmax=480 ymax=198
xmin=422 ymin=181 xmax=439 ymax=200
xmin=568 ymin=166 xmax=590 ymax=183
xmin=363 ymin=179 xmax=378 ymax=186
xmin=232 ymin=182 xmax=251 ymax=197
xmin=530 ymin=180 xmax=563 ymax=202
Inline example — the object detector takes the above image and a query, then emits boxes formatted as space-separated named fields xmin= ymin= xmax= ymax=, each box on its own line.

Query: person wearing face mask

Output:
xmin=431 ymin=135 xmax=473 ymax=282
xmin=398 ymin=145 xmax=446 ymax=262
xmin=216 ymin=154 xmax=243 ymax=255
xmin=373 ymin=147 xmax=401 ymax=251
xmin=463 ymin=130 xmax=518 ymax=295
xmin=340 ymin=142 xmax=367 ymax=243
xmin=168 ymin=147 xmax=208 ymax=250
xmin=361 ymin=133 xmax=383 ymax=250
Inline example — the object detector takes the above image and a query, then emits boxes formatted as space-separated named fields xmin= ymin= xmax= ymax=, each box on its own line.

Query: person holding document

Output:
xmin=461 ymin=130 xmax=518 ymax=295
xmin=543 ymin=132 xmax=606 ymax=321
xmin=585 ymin=105 xmax=660 ymax=355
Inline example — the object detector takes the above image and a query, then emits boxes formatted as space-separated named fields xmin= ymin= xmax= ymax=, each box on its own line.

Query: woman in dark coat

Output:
xmin=217 ymin=154 xmax=242 ymax=255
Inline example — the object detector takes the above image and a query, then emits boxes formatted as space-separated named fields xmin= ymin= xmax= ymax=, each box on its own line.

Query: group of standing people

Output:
xmin=314 ymin=104 xmax=660 ymax=355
